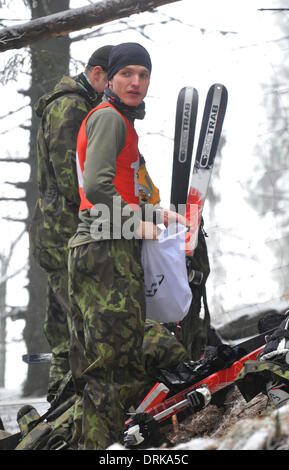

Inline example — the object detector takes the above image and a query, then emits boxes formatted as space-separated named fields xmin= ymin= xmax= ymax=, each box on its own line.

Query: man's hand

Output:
xmin=160 ymin=209 xmax=189 ymax=230
xmin=135 ymin=208 xmax=192 ymax=240
xmin=135 ymin=220 xmax=159 ymax=239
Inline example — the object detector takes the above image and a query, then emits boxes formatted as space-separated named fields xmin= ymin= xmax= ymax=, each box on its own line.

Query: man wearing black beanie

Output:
xmin=68 ymin=42 xmax=188 ymax=450
xmin=107 ymin=42 xmax=152 ymax=80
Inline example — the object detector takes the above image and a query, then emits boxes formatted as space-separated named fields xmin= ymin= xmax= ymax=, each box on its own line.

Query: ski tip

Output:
xmin=178 ymin=86 xmax=199 ymax=99
xmin=210 ymin=83 xmax=228 ymax=96
xmin=211 ymin=83 xmax=227 ymax=89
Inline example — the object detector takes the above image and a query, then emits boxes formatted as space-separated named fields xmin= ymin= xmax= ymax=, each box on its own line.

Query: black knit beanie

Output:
xmin=107 ymin=43 xmax=152 ymax=80
xmin=87 ymin=45 xmax=114 ymax=71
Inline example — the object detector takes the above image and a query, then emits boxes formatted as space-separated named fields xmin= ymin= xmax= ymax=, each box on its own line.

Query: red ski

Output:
xmin=125 ymin=327 xmax=276 ymax=434
xmin=143 ymin=346 xmax=263 ymax=423
xmin=185 ymin=83 xmax=228 ymax=255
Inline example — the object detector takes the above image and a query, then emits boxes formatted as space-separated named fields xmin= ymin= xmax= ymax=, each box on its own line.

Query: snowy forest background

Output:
xmin=1 ymin=0 xmax=289 ymax=397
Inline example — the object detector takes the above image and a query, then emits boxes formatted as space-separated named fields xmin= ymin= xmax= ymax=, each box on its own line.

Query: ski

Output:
xmin=125 ymin=327 xmax=276 ymax=431
xmin=124 ymin=343 xmax=266 ymax=446
xmin=135 ymin=382 xmax=170 ymax=414
xmin=143 ymin=346 xmax=263 ymax=424
xmin=170 ymin=86 xmax=199 ymax=212
xmin=124 ymin=345 xmax=264 ymax=448
xmin=185 ymin=83 xmax=228 ymax=254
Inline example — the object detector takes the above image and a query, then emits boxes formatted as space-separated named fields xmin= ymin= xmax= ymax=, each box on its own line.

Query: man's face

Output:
xmin=109 ymin=65 xmax=150 ymax=107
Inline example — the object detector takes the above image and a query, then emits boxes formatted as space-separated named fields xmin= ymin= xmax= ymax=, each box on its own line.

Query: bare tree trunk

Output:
xmin=0 ymin=261 xmax=7 ymax=387
xmin=22 ymin=0 xmax=71 ymax=397
xmin=0 ymin=0 xmax=180 ymax=51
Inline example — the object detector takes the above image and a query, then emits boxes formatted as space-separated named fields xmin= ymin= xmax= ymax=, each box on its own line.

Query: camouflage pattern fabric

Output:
xmin=49 ymin=319 xmax=189 ymax=409
xmin=15 ymin=421 xmax=53 ymax=451
xmin=142 ymin=319 xmax=188 ymax=382
xmin=236 ymin=359 xmax=289 ymax=403
xmin=67 ymin=238 xmax=189 ymax=450
xmin=29 ymin=75 xmax=103 ymax=400
xmin=236 ymin=315 xmax=289 ymax=405
xmin=15 ymin=395 xmax=76 ymax=450
xmin=68 ymin=238 xmax=147 ymax=449
xmin=30 ymin=75 xmax=102 ymax=258
xmin=44 ymin=263 xmax=72 ymax=403
xmin=10 ymin=317 xmax=188 ymax=450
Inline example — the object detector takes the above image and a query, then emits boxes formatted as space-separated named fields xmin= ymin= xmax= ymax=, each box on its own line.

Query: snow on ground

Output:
xmin=0 ymin=388 xmax=49 ymax=434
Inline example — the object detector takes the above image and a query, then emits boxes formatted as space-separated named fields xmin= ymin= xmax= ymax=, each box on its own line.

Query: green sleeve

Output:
xmin=44 ymin=95 xmax=90 ymax=206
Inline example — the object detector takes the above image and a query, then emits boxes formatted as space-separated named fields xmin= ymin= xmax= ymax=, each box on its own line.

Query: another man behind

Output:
xmin=29 ymin=45 xmax=113 ymax=404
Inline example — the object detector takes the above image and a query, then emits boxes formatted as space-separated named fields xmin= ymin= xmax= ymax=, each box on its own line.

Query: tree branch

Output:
xmin=0 ymin=0 xmax=181 ymax=52
xmin=258 ymin=8 xmax=289 ymax=11
xmin=3 ymin=306 xmax=27 ymax=320
xmin=0 ymin=104 xmax=29 ymax=120
xmin=0 ymin=158 xmax=28 ymax=163
xmin=1 ymin=216 xmax=27 ymax=222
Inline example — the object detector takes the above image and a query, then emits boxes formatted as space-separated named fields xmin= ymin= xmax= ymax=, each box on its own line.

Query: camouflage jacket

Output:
xmin=29 ymin=75 xmax=103 ymax=270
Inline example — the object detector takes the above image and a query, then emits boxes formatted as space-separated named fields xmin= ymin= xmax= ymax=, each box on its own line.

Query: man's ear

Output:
xmin=92 ymin=65 xmax=102 ymax=76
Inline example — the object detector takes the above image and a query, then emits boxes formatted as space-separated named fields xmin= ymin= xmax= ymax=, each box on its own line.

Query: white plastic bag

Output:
xmin=141 ymin=223 xmax=192 ymax=323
